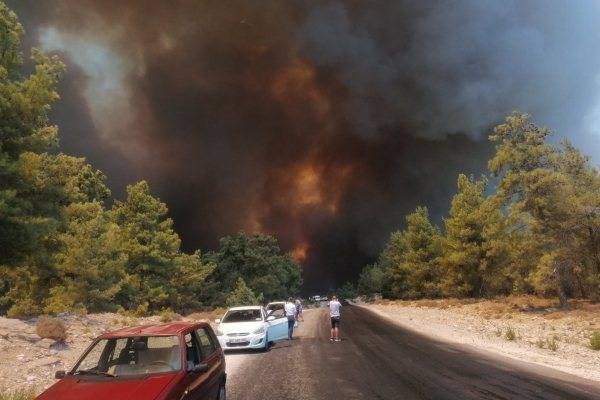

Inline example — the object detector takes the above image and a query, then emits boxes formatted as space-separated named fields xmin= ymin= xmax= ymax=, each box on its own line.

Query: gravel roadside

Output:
xmin=358 ymin=299 xmax=600 ymax=382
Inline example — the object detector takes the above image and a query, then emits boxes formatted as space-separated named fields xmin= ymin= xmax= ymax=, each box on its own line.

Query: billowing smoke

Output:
xmin=8 ymin=0 xmax=600 ymax=291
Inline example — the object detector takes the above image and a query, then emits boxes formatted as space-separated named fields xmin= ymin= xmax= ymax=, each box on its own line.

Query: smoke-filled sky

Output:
xmin=8 ymin=0 xmax=600 ymax=292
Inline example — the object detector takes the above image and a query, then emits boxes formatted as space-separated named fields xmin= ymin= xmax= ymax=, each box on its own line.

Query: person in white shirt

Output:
xmin=284 ymin=298 xmax=297 ymax=340
xmin=329 ymin=295 xmax=342 ymax=342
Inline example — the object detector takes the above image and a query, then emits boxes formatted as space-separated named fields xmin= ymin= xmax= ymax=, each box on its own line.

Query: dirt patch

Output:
xmin=361 ymin=296 xmax=600 ymax=382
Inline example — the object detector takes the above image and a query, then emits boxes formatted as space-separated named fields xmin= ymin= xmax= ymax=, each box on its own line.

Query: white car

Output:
xmin=215 ymin=306 xmax=288 ymax=351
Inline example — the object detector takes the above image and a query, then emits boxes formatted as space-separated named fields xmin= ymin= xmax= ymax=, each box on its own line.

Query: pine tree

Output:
xmin=0 ymin=3 xmax=68 ymax=314
xmin=170 ymin=251 xmax=215 ymax=311
xmin=207 ymin=232 xmax=302 ymax=305
xmin=384 ymin=207 xmax=442 ymax=298
xmin=44 ymin=202 xmax=125 ymax=314
xmin=357 ymin=263 xmax=388 ymax=297
xmin=109 ymin=181 xmax=182 ymax=313
xmin=489 ymin=113 xmax=600 ymax=305
xmin=439 ymin=175 xmax=488 ymax=297
xmin=226 ymin=277 xmax=263 ymax=307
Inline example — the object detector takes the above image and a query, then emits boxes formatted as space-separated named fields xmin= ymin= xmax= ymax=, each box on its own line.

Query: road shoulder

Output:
xmin=356 ymin=301 xmax=600 ymax=383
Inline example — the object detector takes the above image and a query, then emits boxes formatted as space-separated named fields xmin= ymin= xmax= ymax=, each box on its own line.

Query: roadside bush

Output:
xmin=590 ymin=331 xmax=600 ymax=350
xmin=211 ymin=307 xmax=227 ymax=320
xmin=504 ymin=326 xmax=516 ymax=341
xmin=112 ymin=315 xmax=138 ymax=327
xmin=547 ymin=336 xmax=559 ymax=351
xmin=35 ymin=317 xmax=67 ymax=342
xmin=159 ymin=309 xmax=182 ymax=323
xmin=187 ymin=307 xmax=227 ymax=322
xmin=337 ymin=282 xmax=358 ymax=301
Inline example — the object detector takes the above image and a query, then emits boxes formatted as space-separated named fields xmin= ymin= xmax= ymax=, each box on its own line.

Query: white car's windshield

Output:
xmin=222 ymin=309 xmax=263 ymax=323
xmin=266 ymin=303 xmax=284 ymax=311
xmin=74 ymin=335 xmax=181 ymax=377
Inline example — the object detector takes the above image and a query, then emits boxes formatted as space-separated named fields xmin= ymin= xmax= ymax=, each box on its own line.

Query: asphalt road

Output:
xmin=226 ymin=305 xmax=600 ymax=400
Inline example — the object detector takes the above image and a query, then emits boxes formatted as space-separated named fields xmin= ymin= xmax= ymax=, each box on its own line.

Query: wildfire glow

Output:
xmin=289 ymin=162 xmax=353 ymax=215
xmin=270 ymin=60 xmax=332 ymax=122
xmin=291 ymin=242 xmax=309 ymax=263
xmin=295 ymin=165 xmax=324 ymax=207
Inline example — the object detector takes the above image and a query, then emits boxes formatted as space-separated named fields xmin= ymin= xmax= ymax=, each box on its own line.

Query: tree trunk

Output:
xmin=574 ymin=267 xmax=587 ymax=298
xmin=557 ymin=283 xmax=568 ymax=308
xmin=553 ymin=260 xmax=569 ymax=308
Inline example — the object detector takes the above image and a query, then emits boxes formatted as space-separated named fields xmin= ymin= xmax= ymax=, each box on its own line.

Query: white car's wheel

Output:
xmin=263 ymin=334 xmax=270 ymax=352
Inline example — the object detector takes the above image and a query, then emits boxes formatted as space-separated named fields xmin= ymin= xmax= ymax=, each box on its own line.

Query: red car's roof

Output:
xmin=99 ymin=321 xmax=208 ymax=338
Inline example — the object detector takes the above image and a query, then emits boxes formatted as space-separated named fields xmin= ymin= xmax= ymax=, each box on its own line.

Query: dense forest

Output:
xmin=357 ymin=113 xmax=600 ymax=306
xmin=0 ymin=3 xmax=301 ymax=317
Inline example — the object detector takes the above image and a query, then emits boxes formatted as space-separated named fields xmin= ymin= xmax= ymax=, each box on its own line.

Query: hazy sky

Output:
xmin=8 ymin=0 xmax=600 ymax=290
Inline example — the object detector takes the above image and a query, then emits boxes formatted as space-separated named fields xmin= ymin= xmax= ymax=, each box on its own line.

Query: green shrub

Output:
xmin=35 ymin=317 xmax=67 ymax=342
xmin=590 ymin=331 xmax=600 ymax=350
xmin=504 ymin=326 xmax=516 ymax=341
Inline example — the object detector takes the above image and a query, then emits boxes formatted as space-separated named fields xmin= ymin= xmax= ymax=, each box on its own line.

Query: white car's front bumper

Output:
xmin=218 ymin=333 xmax=267 ymax=350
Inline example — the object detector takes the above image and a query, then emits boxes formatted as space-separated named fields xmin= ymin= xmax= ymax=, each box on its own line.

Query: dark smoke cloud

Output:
xmin=300 ymin=1 xmax=600 ymax=139
xmin=7 ymin=0 xmax=600 ymax=291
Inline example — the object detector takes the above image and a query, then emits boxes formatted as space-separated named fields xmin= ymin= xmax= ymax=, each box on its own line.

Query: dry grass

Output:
xmin=378 ymin=296 xmax=600 ymax=323
xmin=504 ymin=326 xmax=517 ymax=341
xmin=35 ymin=316 xmax=67 ymax=342
xmin=185 ymin=307 xmax=227 ymax=323
xmin=158 ymin=309 xmax=182 ymax=323
xmin=536 ymin=337 xmax=546 ymax=349
xmin=0 ymin=388 xmax=35 ymax=400
xmin=547 ymin=335 xmax=559 ymax=351
xmin=111 ymin=316 xmax=139 ymax=327
xmin=590 ymin=331 xmax=600 ymax=350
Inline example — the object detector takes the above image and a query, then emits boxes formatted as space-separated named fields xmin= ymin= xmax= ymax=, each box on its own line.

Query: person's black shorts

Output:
xmin=330 ymin=316 xmax=340 ymax=328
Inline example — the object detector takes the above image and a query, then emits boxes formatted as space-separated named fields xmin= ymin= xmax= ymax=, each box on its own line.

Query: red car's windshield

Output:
xmin=73 ymin=335 xmax=181 ymax=378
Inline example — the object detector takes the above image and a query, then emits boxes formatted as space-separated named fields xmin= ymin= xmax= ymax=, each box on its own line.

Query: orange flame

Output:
xmin=295 ymin=164 xmax=324 ymax=208
xmin=270 ymin=60 xmax=332 ymax=122
xmin=290 ymin=242 xmax=309 ymax=263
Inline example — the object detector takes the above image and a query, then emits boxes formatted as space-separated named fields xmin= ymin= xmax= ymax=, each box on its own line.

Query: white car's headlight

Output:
xmin=253 ymin=326 xmax=265 ymax=335
xmin=216 ymin=328 xmax=224 ymax=336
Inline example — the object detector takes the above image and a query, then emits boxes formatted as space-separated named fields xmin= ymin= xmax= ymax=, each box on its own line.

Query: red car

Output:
xmin=36 ymin=322 xmax=226 ymax=400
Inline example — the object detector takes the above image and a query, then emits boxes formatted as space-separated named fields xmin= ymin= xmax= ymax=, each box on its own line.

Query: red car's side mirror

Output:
xmin=55 ymin=370 xmax=66 ymax=379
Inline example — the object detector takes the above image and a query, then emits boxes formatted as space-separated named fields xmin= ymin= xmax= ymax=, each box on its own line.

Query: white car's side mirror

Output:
xmin=214 ymin=318 xmax=221 ymax=324
xmin=266 ymin=315 xmax=276 ymax=321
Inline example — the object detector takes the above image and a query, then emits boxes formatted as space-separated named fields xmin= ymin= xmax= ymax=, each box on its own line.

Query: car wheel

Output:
xmin=263 ymin=334 xmax=270 ymax=352
xmin=217 ymin=381 xmax=226 ymax=400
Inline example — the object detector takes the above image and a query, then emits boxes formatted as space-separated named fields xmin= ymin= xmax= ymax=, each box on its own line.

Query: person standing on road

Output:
xmin=295 ymin=299 xmax=304 ymax=322
xmin=284 ymin=297 xmax=297 ymax=340
xmin=329 ymin=295 xmax=342 ymax=342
